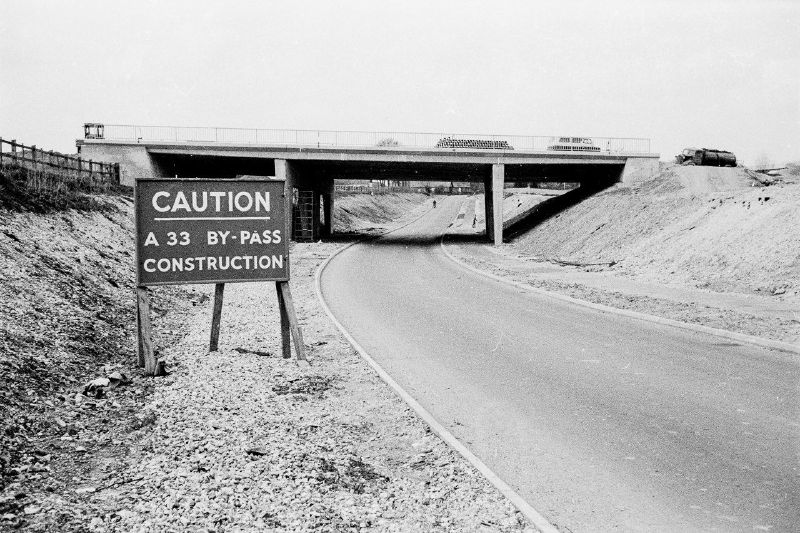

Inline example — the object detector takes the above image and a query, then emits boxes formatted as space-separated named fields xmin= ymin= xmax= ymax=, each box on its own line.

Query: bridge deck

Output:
xmin=82 ymin=123 xmax=652 ymax=155
xmin=81 ymin=139 xmax=653 ymax=164
xmin=76 ymin=127 xmax=661 ymax=245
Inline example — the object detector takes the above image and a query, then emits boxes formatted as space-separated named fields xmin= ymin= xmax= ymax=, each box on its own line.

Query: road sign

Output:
xmin=135 ymin=178 xmax=288 ymax=286
xmin=133 ymin=177 xmax=305 ymax=375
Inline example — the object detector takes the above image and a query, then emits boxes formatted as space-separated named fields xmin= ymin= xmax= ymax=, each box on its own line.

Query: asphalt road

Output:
xmin=320 ymin=196 xmax=800 ymax=532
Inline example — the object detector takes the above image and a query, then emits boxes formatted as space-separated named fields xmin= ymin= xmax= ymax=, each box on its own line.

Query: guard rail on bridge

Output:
xmin=83 ymin=123 xmax=651 ymax=155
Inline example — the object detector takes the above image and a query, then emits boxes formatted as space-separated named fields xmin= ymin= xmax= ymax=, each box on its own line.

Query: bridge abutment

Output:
xmin=77 ymin=143 xmax=164 ymax=186
xmin=620 ymin=156 xmax=660 ymax=184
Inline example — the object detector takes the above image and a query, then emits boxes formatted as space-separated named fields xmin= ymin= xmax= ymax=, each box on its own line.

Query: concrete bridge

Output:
xmin=76 ymin=124 xmax=659 ymax=244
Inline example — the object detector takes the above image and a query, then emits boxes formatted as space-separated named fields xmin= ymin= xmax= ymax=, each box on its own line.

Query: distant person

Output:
xmin=432 ymin=199 xmax=437 ymax=208
xmin=472 ymin=214 xmax=477 ymax=228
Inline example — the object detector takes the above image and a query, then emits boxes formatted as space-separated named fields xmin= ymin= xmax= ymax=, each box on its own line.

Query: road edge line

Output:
xmin=439 ymin=237 xmax=800 ymax=356
xmin=314 ymin=208 xmax=560 ymax=533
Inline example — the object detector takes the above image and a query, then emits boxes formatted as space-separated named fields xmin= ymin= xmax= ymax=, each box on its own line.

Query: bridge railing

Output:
xmin=85 ymin=124 xmax=651 ymax=154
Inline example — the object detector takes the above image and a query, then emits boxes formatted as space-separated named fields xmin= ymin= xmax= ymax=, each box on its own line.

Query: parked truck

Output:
xmin=675 ymin=147 xmax=737 ymax=167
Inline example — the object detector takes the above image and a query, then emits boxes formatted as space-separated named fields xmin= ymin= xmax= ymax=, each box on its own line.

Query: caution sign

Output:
xmin=135 ymin=178 xmax=288 ymax=286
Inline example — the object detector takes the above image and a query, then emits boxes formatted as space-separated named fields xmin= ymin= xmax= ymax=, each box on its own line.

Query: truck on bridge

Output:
xmin=675 ymin=147 xmax=737 ymax=167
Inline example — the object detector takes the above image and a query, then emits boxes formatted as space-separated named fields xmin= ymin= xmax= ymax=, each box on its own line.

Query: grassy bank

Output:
xmin=0 ymin=163 xmax=123 ymax=213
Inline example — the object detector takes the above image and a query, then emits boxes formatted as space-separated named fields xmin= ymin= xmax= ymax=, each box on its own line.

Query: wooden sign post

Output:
xmin=134 ymin=177 xmax=304 ymax=376
xmin=209 ymin=283 xmax=225 ymax=352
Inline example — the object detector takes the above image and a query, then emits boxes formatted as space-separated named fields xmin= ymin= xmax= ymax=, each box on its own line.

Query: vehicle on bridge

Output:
xmin=546 ymin=137 xmax=601 ymax=152
xmin=675 ymin=147 xmax=737 ymax=167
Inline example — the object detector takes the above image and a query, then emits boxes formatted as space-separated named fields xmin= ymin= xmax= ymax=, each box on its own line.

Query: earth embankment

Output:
xmin=512 ymin=165 xmax=800 ymax=296
xmin=447 ymin=166 xmax=799 ymax=342
xmin=334 ymin=192 xmax=430 ymax=234
xmin=2 ymin=189 xmax=528 ymax=532
xmin=0 ymin=193 xmax=200 ymax=529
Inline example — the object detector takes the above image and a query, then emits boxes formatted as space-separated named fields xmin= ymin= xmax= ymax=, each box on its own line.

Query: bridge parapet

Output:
xmin=83 ymin=124 xmax=651 ymax=155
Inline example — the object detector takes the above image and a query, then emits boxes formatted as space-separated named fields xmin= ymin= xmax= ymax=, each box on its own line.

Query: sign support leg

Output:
xmin=209 ymin=283 xmax=225 ymax=352
xmin=136 ymin=288 xmax=145 ymax=368
xmin=136 ymin=286 xmax=161 ymax=376
xmin=277 ymin=281 xmax=306 ymax=361
xmin=276 ymin=282 xmax=291 ymax=359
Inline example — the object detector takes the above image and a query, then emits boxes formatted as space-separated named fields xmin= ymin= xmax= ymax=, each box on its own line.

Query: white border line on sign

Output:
xmin=314 ymin=203 xmax=560 ymax=533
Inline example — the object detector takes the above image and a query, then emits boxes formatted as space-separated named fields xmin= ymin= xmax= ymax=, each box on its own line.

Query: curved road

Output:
xmin=320 ymin=196 xmax=800 ymax=532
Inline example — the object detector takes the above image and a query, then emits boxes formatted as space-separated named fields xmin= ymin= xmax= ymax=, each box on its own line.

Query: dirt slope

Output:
xmin=513 ymin=165 xmax=800 ymax=296
xmin=334 ymin=192 xmax=430 ymax=233
xmin=1 ymin=190 xmax=525 ymax=532
xmin=0 ymin=197 xmax=137 ymax=485
xmin=0 ymin=195 xmax=199 ymax=530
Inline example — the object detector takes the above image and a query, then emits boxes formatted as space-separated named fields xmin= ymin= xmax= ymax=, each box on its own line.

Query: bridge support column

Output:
xmin=484 ymin=164 xmax=504 ymax=245
xmin=276 ymin=160 xmax=335 ymax=242
xmin=311 ymin=190 xmax=322 ymax=241
xmin=483 ymin=174 xmax=494 ymax=242
xmin=321 ymin=178 xmax=334 ymax=239
xmin=274 ymin=159 xmax=297 ymax=240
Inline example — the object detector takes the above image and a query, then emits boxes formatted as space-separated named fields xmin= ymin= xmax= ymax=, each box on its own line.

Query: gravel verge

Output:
xmin=442 ymin=241 xmax=800 ymax=346
xmin=85 ymin=231 xmax=533 ymax=530
xmin=2 ymin=192 xmax=536 ymax=532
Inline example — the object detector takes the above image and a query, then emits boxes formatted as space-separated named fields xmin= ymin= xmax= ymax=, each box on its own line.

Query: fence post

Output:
xmin=114 ymin=163 xmax=120 ymax=185
xmin=31 ymin=145 xmax=37 ymax=174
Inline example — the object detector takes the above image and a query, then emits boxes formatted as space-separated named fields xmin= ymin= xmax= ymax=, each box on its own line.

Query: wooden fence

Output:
xmin=0 ymin=137 xmax=119 ymax=186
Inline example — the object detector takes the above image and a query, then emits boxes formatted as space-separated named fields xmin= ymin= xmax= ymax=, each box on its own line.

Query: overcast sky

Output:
xmin=1 ymin=0 xmax=798 ymax=165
